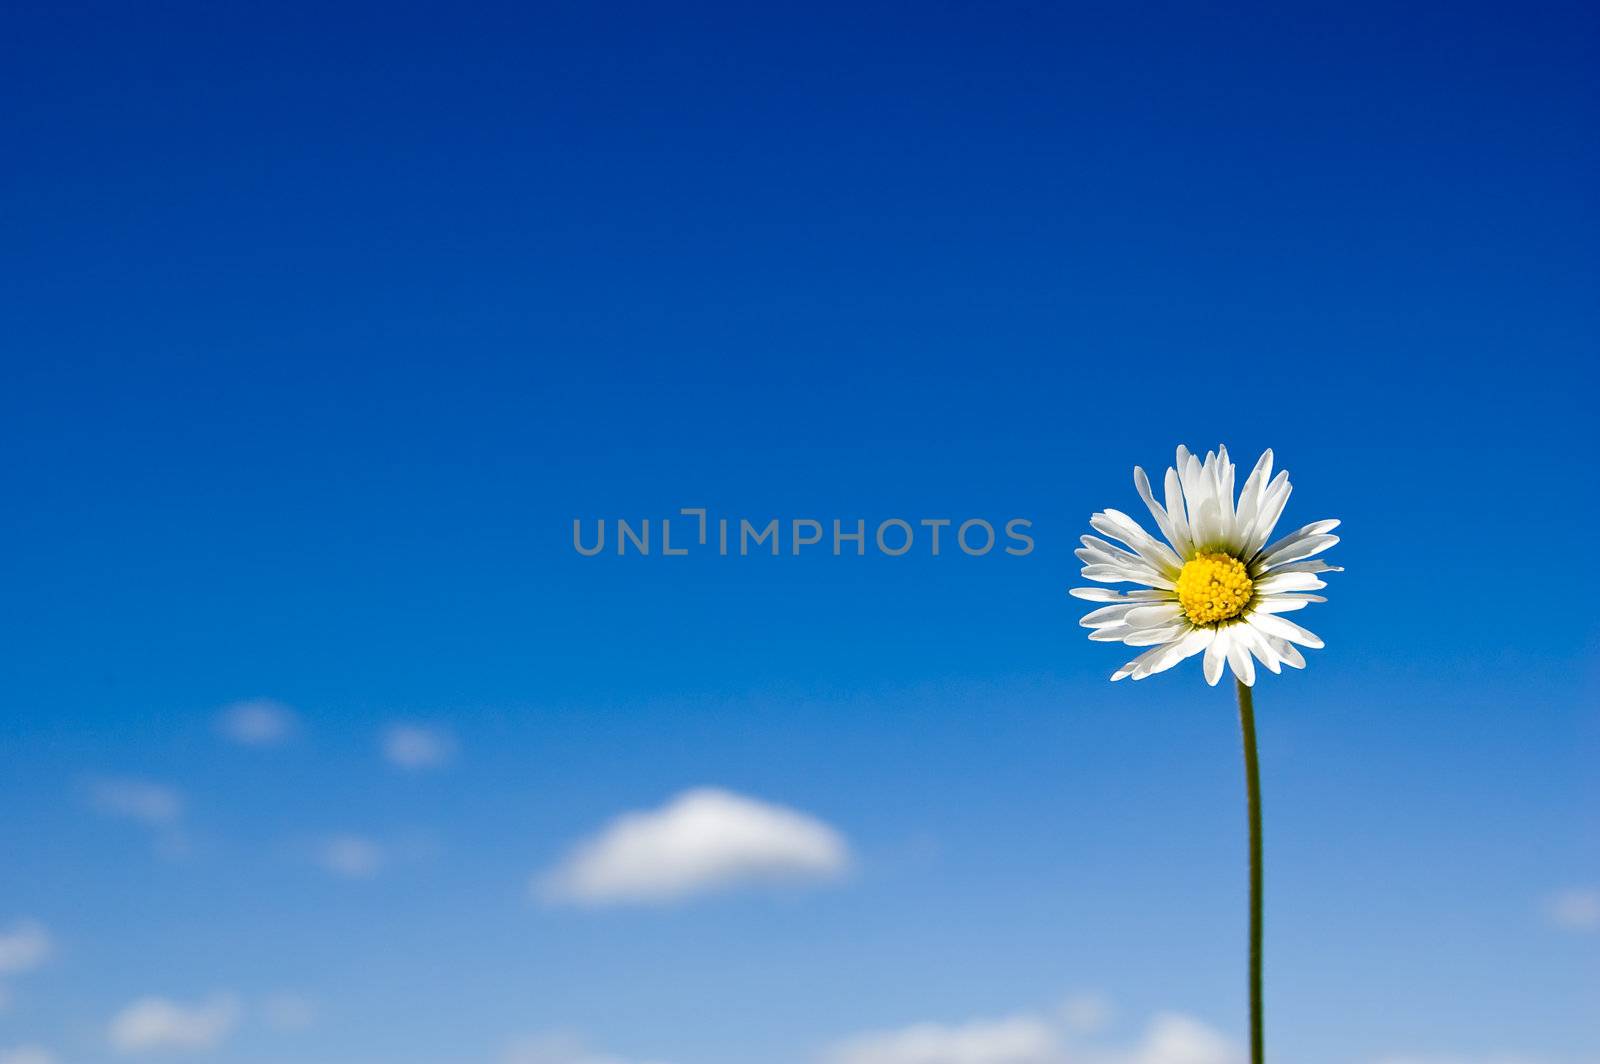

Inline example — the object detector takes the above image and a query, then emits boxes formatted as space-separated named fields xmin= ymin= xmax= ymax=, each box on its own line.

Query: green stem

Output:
xmin=1236 ymin=678 xmax=1264 ymax=1064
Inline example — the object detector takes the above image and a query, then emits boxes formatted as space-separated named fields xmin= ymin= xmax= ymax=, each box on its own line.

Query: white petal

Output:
xmin=1122 ymin=603 xmax=1184 ymax=629
xmin=1077 ymin=537 xmax=1163 ymax=577
xmin=1124 ymin=623 xmax=1189 ymax=646
xmin=1178 ymin=447 xmax=1211 ymax=536
xmin=1163 ymin=465 xmax=1193 ymax=555
xmin=1214 ymin=445 xmax=1239 ymax=546
xmin=1071 ymin=587 xmax=1175 ymax=603
xmin=1092 ymin=510 xmax=1184 ymax=573
xmin=1246 ymin=612 xmax=1325 ymax=649
xmin=1112 ymin=643 xmax=1170 ymax=681
xmin=1136 ymin=627 xmax=1211 ymax=678
xmin=1080 ymin=564 xmax=1175 ymax=589
xmin=1232 ymin=622 xmax=1282 ymax=674
xmin=1191 ymin=496 xmax=1224 ymax=552
xmin=1113 ymin=625 xmax=1210 ymax=680
xmin=1134 ymin=466 xmax=1186 ymax=557
xmin=1261 ymin=517 xmax=1340 ymax=549
xmin=1140 ymin=626 xmax=1213 ymax=677
xmin=1078 ymin=534 xmax=1149 ymax=568
xmin=1226 ymin=631 xmax=1256 ymax=686
xmin=1258 ymin=533 xmax=1338 ymax=568
xmin=1203 ymin=630 xmax=1229 ymax=686
xmin=1233 ymin=449 xmax=1273 ymax=543
xmin=1255 ymin=520 xmax=1340 ymax=568
xmin=1252 ymin=572 xmax=1327 ymax=594
xmin=1069 ymin=587 xmax=1128 ymax=602
xmin=1242 ymin=471 xmax=1292 ymax=557
xmin=1250 ymin=594 xmax=1323 ymax=614
xmin=1256 ymin=558 xmax=1344 ymax=577
xmin=1269 ymin=637 xmax=1306 ymax=669
xmin=1075 ymin=587 xmax=1178 ymax=602
xmin=1077 ymin=549 xmax=1167 ymax=584
xmin=1080 ymin=603 xmax=1142 ymax=628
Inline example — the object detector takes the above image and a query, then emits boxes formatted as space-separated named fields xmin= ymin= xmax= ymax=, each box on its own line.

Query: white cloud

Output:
xmin=261 ymin=992 xmax=317 ymax=1031
xmin=538 ymin=788 xmax=850 ymax=905
xmin=0 ymin=922 xmax=52 ymax=975
xmin=1121 ymin=1014 xmax=1239 ymax=1064
xmin=318 ymin=835 xmax=386 ymax=878
xmin=823 ymin=1015 xmax=1060 ymax=1064
xmin=1371 ymin=1057 xmax=1582 ymax=1064
xmin=380 ymin=723 xmax=457 ymax=770
xmin=88 ymin=778 xmax=183 ymax=826
xmin=818 ymin=1004 xmax=1241 ymax=1064
xmin=502 ymin=1034 xmax=671 ymax=1064
xmin=0 ymin=1047 xmax=57 ymax=1064
xmin=216 ymin=698 xmax=298 ymax=746
xmin=1543 ymin=887 xmax=1600 ymax=932
xmin=85 ymin=778 xmax=190 ymax=859
xmin=1058 ymin=995 xmax=1113 ymax=1036
xmin=108 ymin=995 xmax=239 ymax=1053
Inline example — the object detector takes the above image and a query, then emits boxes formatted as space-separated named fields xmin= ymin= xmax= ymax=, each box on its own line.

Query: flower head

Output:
xmin=1073 ymin=445 xmax=1340 ymax=686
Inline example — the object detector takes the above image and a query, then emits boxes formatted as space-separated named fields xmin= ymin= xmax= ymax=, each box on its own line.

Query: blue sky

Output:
xmin=1 ymin=2 xmax=1597 ymax=1062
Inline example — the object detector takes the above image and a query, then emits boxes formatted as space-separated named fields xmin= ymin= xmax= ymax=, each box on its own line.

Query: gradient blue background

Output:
xmin=2 ymin=2 xmax=1596 ymax=1062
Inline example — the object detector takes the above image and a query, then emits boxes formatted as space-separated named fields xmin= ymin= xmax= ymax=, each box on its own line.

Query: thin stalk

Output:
xmin=1236 ymin=678 xmax=1264 ymax=1063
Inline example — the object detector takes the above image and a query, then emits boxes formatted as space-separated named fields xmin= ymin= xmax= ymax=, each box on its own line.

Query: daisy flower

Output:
xmin=1074 ymin=444 xmax=1341 ymax=1064
xmin=1072 ymin=445 xmax=1340 ymax=687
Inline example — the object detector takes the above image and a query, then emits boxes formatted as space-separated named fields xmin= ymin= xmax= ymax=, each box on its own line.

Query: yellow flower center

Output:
xmin=1176 ymin=551 xmax=1254 ymax=626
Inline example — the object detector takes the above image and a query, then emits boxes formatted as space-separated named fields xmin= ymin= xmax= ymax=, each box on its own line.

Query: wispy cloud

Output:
xmin=216 ymin=698 xmax=299 ymax=746
xmin=108 ymin=995 xmax=239 ymax=1053
xmin=0 ymin=922 xmax=48 ymax=1022
xmin=1370 ymin=1056 xmax=1593 ymax=1064
xmin=0 ymin=922 xmax=52 ymax=976
xmin=1059 ymin=995 xmax=1114 ymax=1036
xmin=261 ymin=992 xmax=317 ymax=1031
xmin=317 ymin=835 xmax=386 ymax=879
xmin=1543 ymin=887 xmax=1599 ymax=932
xmin=0 ymin=1047 xmax=57 ymax=1064
xmin=818 ymin=1003 xmax=1241 ymax=1064
xmin=380 ymin=723 xmax=457 ymax=770
xmin=538 ymin=788 xmax=850 ymax=905
xmin=501 ymin=1033 xmax=672 ymax=1064
xmin=84 ymin=778 xmax=189 ymax=856
xmin=822 ymin=1014 xmax=1060 ymax=1064
xmin=87 ymin=778 xmax=183 ymax=827
xmin=1120 ymin=1015 xmax=1241 ymax=1064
